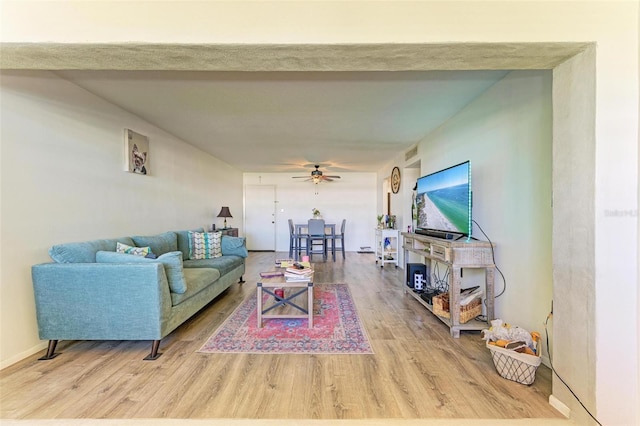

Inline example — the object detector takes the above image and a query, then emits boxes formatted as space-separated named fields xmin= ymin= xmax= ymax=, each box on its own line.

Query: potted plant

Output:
xmin=312 ymin=208 xmax=321 ymax=219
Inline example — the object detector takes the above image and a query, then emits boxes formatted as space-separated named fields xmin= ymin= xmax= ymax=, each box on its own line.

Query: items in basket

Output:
xmin=481 ymin=319 xmax=538 ymax=352
xmin=432 ymin=286 xmax=484 ymax=324
xmin=482 ymin=319 xmax=542 ymax=385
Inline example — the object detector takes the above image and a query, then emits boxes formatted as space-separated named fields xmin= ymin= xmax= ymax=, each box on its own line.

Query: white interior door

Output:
xmin=244 ymin=185 xmax=276 ymax=251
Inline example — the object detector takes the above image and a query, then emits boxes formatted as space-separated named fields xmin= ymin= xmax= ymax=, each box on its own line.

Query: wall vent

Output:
xmin=405 ymin=146 xmax=418 ymax=161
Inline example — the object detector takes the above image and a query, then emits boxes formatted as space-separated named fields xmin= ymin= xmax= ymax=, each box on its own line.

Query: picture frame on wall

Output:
xmin=124 ymin=129 xmax=149 ymax=175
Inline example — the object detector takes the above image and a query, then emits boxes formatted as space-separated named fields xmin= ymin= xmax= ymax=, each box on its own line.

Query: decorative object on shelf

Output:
xmin=312 ymin=208 xmax=321 ymax=219
xmin=411 ymin=184 xmax=418 ymax=230
xmin=377 ymin=215 xmax=384 ymax=229
xmin=414 ymin=273 xmax=424 ymax=290
xmin=217 ymin=206 xmax=233 ymax=228
xmin=124 ymin=128 xmax=149 ymax=175
xmin=387 ymin=215 xmax=397 ymax=229
xmin=391 ymin=166 xmax=401 ymax=193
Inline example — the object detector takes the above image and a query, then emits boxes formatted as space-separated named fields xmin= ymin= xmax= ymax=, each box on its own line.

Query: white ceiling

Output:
xmin=56 ymin=69 xmax=508 ymax=174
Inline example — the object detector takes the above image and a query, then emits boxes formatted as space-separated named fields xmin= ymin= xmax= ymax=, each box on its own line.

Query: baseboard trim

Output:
xmin=0 ymin=341 xmax=47 ymax=371
xmin=540 ymin=355 xmax=551 ymax=369
xmin=549 ymin=394 xmax=571 ymax=418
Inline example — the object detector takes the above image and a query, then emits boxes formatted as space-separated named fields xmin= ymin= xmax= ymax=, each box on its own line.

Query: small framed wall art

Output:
xmin=124 ymin=129 xmax=149 ymax=175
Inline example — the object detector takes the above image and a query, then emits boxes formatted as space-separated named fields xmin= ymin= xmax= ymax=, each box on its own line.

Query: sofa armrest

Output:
xmin=32 ymin=263 xmax=173 ymax=341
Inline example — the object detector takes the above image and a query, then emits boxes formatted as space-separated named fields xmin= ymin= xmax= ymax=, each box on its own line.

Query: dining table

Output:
xmin=294 ymin=223 xmax=336 ymax=260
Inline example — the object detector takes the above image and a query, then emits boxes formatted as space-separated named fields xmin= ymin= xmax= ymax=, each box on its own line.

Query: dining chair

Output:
xmin=329 ymin=219 xmax=346 ymax=260
xmin=289 ymin=219 xmax=307 ymax=260
xmin=307 ymin=219 xmax=327 ymax=260
xmin=288 ymin=219 xmax=296 ymax=258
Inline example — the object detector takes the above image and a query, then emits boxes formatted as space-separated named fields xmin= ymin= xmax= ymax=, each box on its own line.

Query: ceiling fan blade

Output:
xmin=292 ymin=165 xmax=340 ymax=182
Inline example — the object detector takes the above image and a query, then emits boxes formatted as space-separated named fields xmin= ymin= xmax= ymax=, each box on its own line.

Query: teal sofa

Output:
xmin=31 ymin=229 xmax=247 ymax=360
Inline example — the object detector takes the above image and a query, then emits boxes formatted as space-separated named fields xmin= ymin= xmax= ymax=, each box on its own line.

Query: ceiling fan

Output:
xmin=292 ymin=165 xmax=341 ymax=184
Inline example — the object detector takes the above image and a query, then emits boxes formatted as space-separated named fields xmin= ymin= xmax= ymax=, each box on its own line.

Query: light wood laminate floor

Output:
xmin=0 ymin=252 xmax=565 ymax=422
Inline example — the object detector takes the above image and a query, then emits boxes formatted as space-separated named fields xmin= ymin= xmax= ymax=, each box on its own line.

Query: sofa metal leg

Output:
xmin=143 ymin=340 xmax=162 ymax=360
xmin=239 ymin=276 xmax=245 ymax=283
xmin=38 ymin=340 xmax=59 ymax=360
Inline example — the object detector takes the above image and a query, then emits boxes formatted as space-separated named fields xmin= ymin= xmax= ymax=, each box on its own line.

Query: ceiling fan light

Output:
xmin=292 ymin=165 xmax=340 ymax=184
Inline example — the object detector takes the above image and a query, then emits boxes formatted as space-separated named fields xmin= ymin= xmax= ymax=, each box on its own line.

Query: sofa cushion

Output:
xmin=174 ymin=227 xmax=205 ymax=261
xmin=49 ymin=237 xmax=135 ymax=263
xmin=116 ymin=242 xmax=151 ymax=257
xmin=171 ymin=268 xmax=221 ymax=306
xmin=96 ymin=250 xmax=187 ymax=294
xmin=221 ymin=236 xmax=249 ymax=258
xmin=188 ymin=231 xmax=222 ymax=260
xmin=131 ymin=232 xmax=177 ymax=256
xmin=183 ymin=255 xmax=243 ymax=276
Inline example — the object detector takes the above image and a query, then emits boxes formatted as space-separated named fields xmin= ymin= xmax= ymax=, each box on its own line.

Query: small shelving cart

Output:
xmin=375 ymin=228 xmax=399 ymax=268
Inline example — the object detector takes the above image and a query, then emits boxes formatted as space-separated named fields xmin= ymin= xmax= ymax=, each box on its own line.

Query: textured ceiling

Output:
xmin=2 ymin=42 xmax=587 ymax=173
xmin=55 ymin=69 xmax=508 ymax=173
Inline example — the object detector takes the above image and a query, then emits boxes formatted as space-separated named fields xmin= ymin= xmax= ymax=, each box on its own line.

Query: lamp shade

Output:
xmin=217 ymin=207 xmax=232 ymax=218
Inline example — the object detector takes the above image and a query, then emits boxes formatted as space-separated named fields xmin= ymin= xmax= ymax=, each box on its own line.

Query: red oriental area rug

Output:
xmin=198 ymin=283 xmax=373 ymax=354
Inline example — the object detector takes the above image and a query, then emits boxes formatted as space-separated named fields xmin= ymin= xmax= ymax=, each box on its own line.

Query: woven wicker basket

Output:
xmin=432 ymin=293 xmax=482 ymax=323
xmin=486 ymin=340 xmax=542 ymax=385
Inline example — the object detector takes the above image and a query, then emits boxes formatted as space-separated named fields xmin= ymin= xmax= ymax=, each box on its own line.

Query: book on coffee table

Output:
xmin=260 ymin=271 xmax=285 ymax=278
xmin=284 ymin=273 xmax=313 ymax=282
xmin=285 ymin=266 xmax=312 ymax=274
xmin=281 ymin=261 xmax=311 ymax=269
xmin=284 ymin=266 xmax=313 ymax=281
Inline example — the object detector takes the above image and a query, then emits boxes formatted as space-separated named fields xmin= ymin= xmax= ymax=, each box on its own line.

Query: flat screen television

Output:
xmin=415 ymin=161 xmax=472 ymax=239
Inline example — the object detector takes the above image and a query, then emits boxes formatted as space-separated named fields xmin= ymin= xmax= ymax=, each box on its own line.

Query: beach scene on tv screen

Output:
xmin=416 ymin=163 xmax=470 ymax=234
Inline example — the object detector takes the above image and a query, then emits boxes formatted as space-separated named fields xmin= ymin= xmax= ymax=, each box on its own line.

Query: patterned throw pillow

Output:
xmin=188 ymin=231 xmax=222 ymax=260
xmin=116 ymin=242 xmax=151 ymax=257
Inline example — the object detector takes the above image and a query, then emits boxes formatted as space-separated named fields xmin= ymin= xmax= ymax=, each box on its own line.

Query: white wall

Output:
xmin=0 ymin=71 xmax=243 ymax=367
xmin=243 ymin=172 xmax=377 ymax=252
xmin=416 ymin=70 xmax=553 ymax=343
xmin=402 ymin=165 xmax=420 ymax=234
xmin=376 ymin=70 xmax=553 ymax=358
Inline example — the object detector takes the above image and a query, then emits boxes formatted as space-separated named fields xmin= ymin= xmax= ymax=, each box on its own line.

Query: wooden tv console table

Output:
xmin=401 ymin=232 xmax=496 ymax=338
